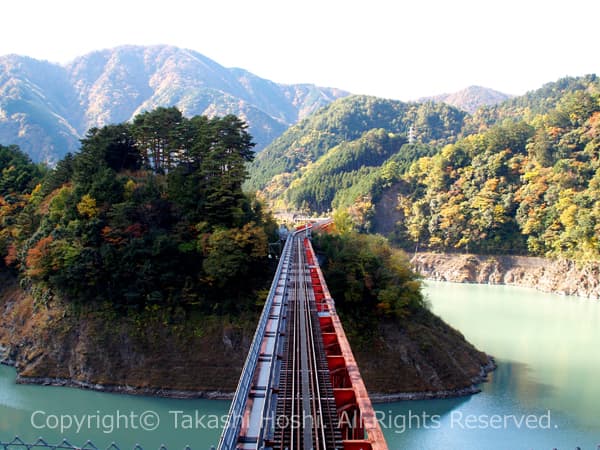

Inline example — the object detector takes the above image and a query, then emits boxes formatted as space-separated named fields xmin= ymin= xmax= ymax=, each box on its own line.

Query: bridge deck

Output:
xmin=270 ymin=237 xmax=342 ymax=449
xmin=218 ymin=224 xmax=388 ymax=450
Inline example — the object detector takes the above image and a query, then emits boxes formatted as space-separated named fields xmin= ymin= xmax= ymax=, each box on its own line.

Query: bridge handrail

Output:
xmin=0 ymin=437 xmax=197 ymax=450
xmin=217 ymin=231 xmax=295 ymax=450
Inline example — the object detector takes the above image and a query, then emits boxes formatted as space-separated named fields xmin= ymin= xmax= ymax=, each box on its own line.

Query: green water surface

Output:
xmin=1 ymin=281 xmax=598 ymax=449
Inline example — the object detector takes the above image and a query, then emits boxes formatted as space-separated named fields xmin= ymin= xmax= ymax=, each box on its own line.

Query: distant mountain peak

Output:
xmin=0 ymin=45 xmax=350 ymax=163
xmin=421 ymin=86 xmax=512 ymax=113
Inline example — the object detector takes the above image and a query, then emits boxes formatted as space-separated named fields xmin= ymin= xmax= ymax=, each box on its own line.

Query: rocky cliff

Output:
xmin=355 ymin=309 xmax=495 ymax=401
xmin=0 ymin=272 xmax=252 ymax=398
xmin=0 ymin=271 xmax=494 ymax=400
xmin=412 ymin=252 xmax=600 ymax=299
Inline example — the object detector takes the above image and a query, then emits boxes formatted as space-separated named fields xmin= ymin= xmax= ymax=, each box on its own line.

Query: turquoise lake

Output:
xmin=1 ymin=281 xmax=598 ymax=449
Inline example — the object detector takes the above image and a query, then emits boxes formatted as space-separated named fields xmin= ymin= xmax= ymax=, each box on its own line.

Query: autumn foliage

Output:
xmin=0 ymin=109 xmax=277 ymax=312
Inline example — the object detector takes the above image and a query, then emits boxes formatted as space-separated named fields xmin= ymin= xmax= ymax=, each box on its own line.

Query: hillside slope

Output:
xmin=248 ymin=95 xmax=466 ymax=212
xmin=383 ymin=75 xmax=600 ymax=259
xmin=248 ymin=74 xmax=600 ymax=262
xmin=0 ymin=56 xmax=81 ymax=162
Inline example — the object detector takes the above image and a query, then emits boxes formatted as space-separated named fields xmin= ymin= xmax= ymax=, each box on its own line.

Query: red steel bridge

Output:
xmin=218 ymin=221 xmax=388 ymax=450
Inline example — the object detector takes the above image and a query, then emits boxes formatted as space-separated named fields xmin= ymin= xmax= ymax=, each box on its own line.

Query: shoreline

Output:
xmin=2 ymin=356 xmax=497 ymax=404
xmin=0 ymin=360 xmax=234 ymax=400
xmin=370 ymin=356 xmax=496 ymax=403
xmin=411 ymin=252 xmax=600 ymax=300
xmin=0 ymin=267 xmax=497 ymax=405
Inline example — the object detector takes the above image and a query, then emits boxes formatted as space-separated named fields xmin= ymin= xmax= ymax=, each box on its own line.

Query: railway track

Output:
xmin=272 ymin=235 xmax=342 ymax=449
xmin=218 ymin=221 xmax=387 ymax=450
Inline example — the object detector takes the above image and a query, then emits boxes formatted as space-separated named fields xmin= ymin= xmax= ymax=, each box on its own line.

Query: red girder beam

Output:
xmin=322 ymin=332 xmax=338 ymax=347
xmin=319 ymin=315 xmax=334 ymax=331
xmin=305 ymin=238 xmax=389 ymax=450
xmin=344 ymin=441 xmax=373 ymax=450
xmin=316 ymin=303 xmax=328 ymax=313
xmin=334 ymin=388 xmax=356 ymax=410
xmin=327 ymin=355 xmax=345 ymax=369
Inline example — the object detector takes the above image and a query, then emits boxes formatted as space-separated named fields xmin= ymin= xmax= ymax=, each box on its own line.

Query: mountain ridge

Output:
xmin=248 ymin=94 xmax=467 ymax=211
xmin=248 ymin=74 xmax=600 ymax=261
xmin=420 ymin=85 xmax=512 ymax=113
xmin=0 ymin=45 xmax=349 ymax=163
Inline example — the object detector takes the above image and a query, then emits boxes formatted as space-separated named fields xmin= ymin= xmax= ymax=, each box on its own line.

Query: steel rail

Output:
xmin=219 ymin=225 xmax=345 ymax=449
xmin=304 ymin=262 xmax=327 ymax=449
xmin=217 ymin=233 xmax=295 ymax=450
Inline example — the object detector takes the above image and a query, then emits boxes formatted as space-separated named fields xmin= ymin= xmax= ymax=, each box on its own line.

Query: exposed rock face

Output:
xmin=357 ymin=311 xmax=495 ymax=400
xmin=0 ymin=272 xmax=252 ymax=397
xmin=412 ymin=252 xmax=600 ymax=299
xmin=0 ymin=271 xmax=494 ymax=400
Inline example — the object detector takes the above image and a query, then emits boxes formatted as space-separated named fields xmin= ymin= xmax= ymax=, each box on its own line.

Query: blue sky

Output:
xmin=3 ymin=0 xmax=599 ymax=100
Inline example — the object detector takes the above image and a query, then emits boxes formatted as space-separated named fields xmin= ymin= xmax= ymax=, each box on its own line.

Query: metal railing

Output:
xmin=0 ymin=437 xmax=202 ymax=450
xmin=216 ymin=232 xmax=295 ymax=449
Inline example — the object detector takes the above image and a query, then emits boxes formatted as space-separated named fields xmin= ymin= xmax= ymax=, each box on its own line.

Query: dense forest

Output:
xmin=250 ymin=75 xmax=600 ymax=260
xmin=390 ymin=76 xmax=600 ymax=259
xmin=0 ymin=107 xmax=277 ymax=313
xmin=4 ymin=75 xmax=600 ymax=316
xmin=312 ymin=230 xmax=424 ymax=342
xmin=247 ymin=96 xmax=466 ymax=205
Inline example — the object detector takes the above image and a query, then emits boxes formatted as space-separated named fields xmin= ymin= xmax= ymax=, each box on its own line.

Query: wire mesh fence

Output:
xmin=0 ymin=437 xmax=209 ymax=450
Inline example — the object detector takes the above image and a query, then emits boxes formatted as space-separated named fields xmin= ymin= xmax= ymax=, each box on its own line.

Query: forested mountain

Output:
xmin=391 ymin=75 xmax=600 ymax=259
xmin=464 ymin=75 xmax=598 ymax=132
xmin=247 ymin=95 xmax=467 ymax=209
xmin=249 ymin=75 xmax=600 ymax=260
xmin=0 ymin=46 xmax=348 ymax=163
xmin=421 ymin=85 xmax=512 ymax=113
xmin=0 ymin=107 xmax=278 ymax=311
xmin=0 ymin=56 xmax=80 ymax=163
